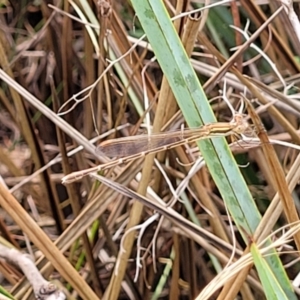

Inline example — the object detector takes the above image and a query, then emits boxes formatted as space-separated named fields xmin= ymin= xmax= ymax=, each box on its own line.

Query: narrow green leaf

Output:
xmin=251 ymin=243 xmax=288 ymax=300
xmin=131 ymin=0 xmax=259 ymax=236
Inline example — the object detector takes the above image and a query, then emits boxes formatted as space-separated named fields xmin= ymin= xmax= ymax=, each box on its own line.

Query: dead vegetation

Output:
xmin=1 ymin=0 xmax=300 ymax=299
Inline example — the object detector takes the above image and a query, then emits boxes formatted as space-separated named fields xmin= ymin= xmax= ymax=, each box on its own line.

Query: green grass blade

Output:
xmin=251 ymin=243 xmax=289 ymax=300
xmin=132 ymin=0 xmax=259 ymax=234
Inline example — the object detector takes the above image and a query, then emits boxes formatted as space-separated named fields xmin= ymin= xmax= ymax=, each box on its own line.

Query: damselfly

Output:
xmin=97 ymin=114 xmax=248 ymax=157
xmin=62 ymin=114 xmax=248 ymax=183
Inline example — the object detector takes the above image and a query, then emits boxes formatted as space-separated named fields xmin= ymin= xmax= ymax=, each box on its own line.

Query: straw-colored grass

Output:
xmin=0 ymin=0 xmax=300 ymax=299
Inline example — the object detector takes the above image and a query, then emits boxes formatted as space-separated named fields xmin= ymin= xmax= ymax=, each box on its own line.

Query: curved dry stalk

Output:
xmin=0 ymin=243 xmax=66 ymax=300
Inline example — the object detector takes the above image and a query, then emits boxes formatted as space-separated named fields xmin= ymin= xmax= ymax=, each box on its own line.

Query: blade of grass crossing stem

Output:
xmin=130 ymin=0 xmax=296 ymax=298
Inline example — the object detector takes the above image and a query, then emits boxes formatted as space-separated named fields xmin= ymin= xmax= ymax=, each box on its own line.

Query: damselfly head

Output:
xmin=230 ymin=114 xmax=249 ymax=134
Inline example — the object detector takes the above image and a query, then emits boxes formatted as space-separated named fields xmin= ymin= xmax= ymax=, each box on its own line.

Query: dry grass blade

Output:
xmin=89 ymin=173 xmax=237 ymax=253
xmin=246 ymin=98 xmax=300 ymax=249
